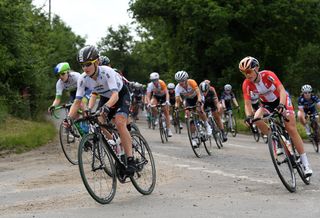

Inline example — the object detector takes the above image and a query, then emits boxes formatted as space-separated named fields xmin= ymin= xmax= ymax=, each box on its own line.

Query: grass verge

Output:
xmin=0 ymin=116 xmax=56 ymax=154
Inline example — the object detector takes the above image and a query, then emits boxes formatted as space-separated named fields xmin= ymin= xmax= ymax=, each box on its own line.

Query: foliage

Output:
xmin=0 ymin=0 xmax=85 ymax=120
xmin=128 ymin=0 xmax=320 ymax=90
xmin=0 ymin=116 xmax=56 ymax=153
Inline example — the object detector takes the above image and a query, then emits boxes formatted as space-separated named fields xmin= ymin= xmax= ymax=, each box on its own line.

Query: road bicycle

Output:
xmin=51 ymin=103 xmax=88 ymax=165
xmin=223 ymin=108 xmax=237 ymax=137
xmin=249 ymin=124 xmax=268 ymax=143
xmin=205 ymin=107 xmax=223 ymax=149
xmin=146 ymin=106 xmax=156 ymax=130
xmin=151 ymin=103 xmax=169 ymax=143
xmin=253 ymin=111 xmax=310 ymax=192
xmin=77 ymin=111 xmax=156 ymax=204
xmin=185 ymin=106 xmax=213 ymax=157
xmin=172 ymin=107 xmax=182 ymax=134
xmin=306 ymin=113 xmax=319 ymax=152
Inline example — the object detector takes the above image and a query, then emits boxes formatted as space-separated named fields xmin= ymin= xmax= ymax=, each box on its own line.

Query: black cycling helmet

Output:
xmin=77 ymin=45 xmax=99 ymax=63
xmin=99 ymin=56 xmax=110 ymax=66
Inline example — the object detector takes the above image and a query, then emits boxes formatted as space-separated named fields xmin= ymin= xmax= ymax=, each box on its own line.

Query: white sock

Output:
xmin=300 ymin=153 xmax=310 ymax=167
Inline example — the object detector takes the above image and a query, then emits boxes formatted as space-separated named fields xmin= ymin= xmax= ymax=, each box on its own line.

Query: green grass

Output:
xmin=0 ymin=116 xmax=56 ymax=153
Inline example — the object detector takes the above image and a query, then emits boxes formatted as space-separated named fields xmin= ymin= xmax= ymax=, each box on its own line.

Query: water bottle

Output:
xmin=74 ymin=122 xmax=84 ymax=136
xmin=79 ymin=121 xmax=89 ymax=134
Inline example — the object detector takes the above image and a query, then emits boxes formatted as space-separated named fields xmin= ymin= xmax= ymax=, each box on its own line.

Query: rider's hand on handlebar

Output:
xmin=63 ymin=116 xmax=73 ymax=129
xmin=100 ymin=105 xmax=110 ymax=115
xmin=48 ymin=105 xmax=55 ymax=114
xmin=84 ymin=108 xmax=92 ymax=117
xmin=276 ymin=103 xmax=286 ymax=114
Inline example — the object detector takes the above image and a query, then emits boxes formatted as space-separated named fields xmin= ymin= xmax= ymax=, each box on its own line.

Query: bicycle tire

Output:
xmin=311 ymin=121 xmax=319 ymax=153
xmin=262 ymin=134 xmax=268 ymax=143
xmin=59 ymin=122 xmax=79 ymax=165
xmin=130 ymin=122 xmax=141 ymax=133
xmin=130 ymin=131 xmax=156 ymax=195
xmin=209 ymin=117 xmax=222 ymax=149
xmin=203 ymin=133 xmax=213 ymax=155
xmin=231 ymin=115 xmax=237 ymax=137
xmin=159 ymin=116 xmax=166 ymax=143
xmin=253 ymin=127 xmax=260 ymax=142
xmin=78 ymin=133 xmax=117 ymax=204
xmin=186 ymin=118 xmax=202 ymax=158
xmin=267 ymin=132 xmax=296 ymax=192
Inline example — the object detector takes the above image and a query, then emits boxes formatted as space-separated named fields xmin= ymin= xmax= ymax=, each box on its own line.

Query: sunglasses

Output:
xmin=151 ymin=79 xmax=159 ymax=82
xmin=81 ymin=59 xmax=97 ymax=68
xmin=58 ymin=72 xmax=67 ymax=77
xmin=241 ymin=69 xmax=253 ymax=76
xmin=303 ymin=92 xmax=311 ymax=94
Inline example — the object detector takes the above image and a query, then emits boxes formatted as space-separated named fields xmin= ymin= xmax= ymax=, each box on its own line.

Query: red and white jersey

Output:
xmin=242 ymin=70 xmax=282 ymax=103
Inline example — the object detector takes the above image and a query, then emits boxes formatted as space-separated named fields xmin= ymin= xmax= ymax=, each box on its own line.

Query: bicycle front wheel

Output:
xmin=59 ymin=122 xmax=80 ymax=165
xmin=130 ymin=131 xmax=156 ymax=195
xmin=231 ymin=115 xmax=237 ymax=137
xmin=253 ymin=127 xmax=260 ymax=142
xmin=78 ymin=133 xmax=117 ymax=204
xmin=209 ymin=118 xmax=222 ymax=149
xmin=186 ymin=118 xmax=202 ymax=158
xmin=311 ymin=123 xmax=319 ymax=153
xmin=267 ymin=133 xmax=296 ymax=192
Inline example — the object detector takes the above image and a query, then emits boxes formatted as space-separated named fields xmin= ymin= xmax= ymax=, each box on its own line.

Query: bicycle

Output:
xmin=253 ymin=111 xmax=310 ymax=192
xmin=205 ymin=107 xmax=223 ymax=149
xmin=223 ymin=108 xmax=237 ymax=137
xmin=51 ymin=103 xmax=88 ymax=165
xmin=185 ymin=106 xmax=213 ymax=157
xmin=77 ymin=111 xmax=156 ymax=204
xmin=146 ymin=106 xmax=156 ymax=130
xmin=172 ymin=107 xmax=182 ymax=134
xmin=151 ymin=103 xmax=169 ymax=143
xmin=307 ymin=113 xmax=319 ymax=152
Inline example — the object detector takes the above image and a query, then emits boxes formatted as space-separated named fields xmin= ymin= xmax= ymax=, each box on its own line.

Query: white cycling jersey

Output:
xmin=76 ymin=66 xmax=123 ymax=99
xmin=55 ymin=71 xmax=80 ymax=96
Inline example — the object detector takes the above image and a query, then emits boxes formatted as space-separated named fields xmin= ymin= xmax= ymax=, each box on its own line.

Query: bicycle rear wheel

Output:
xmin=267 ymin=133 xmax=296 ymax=192
xmin=130 ymin=131 xmax=156 ymax=195
xmin=59 ymin=122 xmax=80 ymax=165
xmin=186 ymin=118 xmax=202 ymax=158
xmin=78 ymin=133 xmax=117 ymax=204
xmin=231 ymin=115 xmax=237 ymax=137
xmin=311 ymin=122 xmax=319 ymax=153
xmin=209 ymin=118 xmax=222 ymax=149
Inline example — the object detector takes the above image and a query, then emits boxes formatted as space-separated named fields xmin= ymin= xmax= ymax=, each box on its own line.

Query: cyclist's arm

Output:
xmin=51 ymin=96 xmax=61 ymax=107
xmin=276 ymin=84 xmax=287 ymax=106
xmin=232 ymin=98 xmax=239 ymax=107
xmin=88 ymin=93 xmax=97 ymax=110
xmin=146 ymin=91 xmax=152 ymax=105
xmin=244 ymin=99 xmax=254 ymax=117
xmin=69 ymin=99 xmax=81 ymax=118
xmin=105 ymin=91 xmax=119 ymax=108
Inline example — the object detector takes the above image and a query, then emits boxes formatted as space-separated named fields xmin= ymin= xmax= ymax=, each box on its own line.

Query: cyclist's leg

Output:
xmin=254 ymin=107 xmax=270 ymax=135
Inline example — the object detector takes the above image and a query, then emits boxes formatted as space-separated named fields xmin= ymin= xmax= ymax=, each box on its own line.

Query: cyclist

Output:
xmin=168 ymin=82 xmax=183 ymax=129
xmin=240 ymin=56 xmax=312 ymax=177
xmin=48 ymin=62 xmax=90 ymax=113
xmin=174 ymin=71 xmax=212 ymax=146
xmin=130 ymin=82 xmax=144 ymax=120
xmin=221 ymin=84 xmax=240 ymax=111
xmin=199 ymin=81 xmax=227 ymax=142
xmin=66 ymin=45 xmax=136 ymax=175
xmin=297 ymin=84 xmax=320 ymax=136
xmin=99 ymin=55 xmax=111 ymax=66
xmin=146 ymin=72 xmax=173 ymax=137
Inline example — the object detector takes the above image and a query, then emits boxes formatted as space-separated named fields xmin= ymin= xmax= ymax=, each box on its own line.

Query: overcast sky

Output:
xmin=32 ymin=0 xmax=135 ymax=45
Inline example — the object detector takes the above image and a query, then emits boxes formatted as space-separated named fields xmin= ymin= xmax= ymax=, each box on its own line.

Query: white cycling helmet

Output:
xmin=239 ymin=56 xmax=259 ymax=72
xmin=175 ymin=70 xmax=189 ymax=82
xmin=150 ymin=72 xmax=159 ymax=80
xmin=167 ymin=83 xmax=175 ymax=89
xmin=199 ymin=82 xmax=209 ymax=93
xmin=301 ymin=84 xmax=312 ymax=93
xmin=224 ymin=84 xmax=232 ymax=91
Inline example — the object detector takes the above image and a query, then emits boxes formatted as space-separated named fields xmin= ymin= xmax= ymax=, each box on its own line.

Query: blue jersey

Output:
xmin=298 ymin=94 xmax=320 ymax=114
